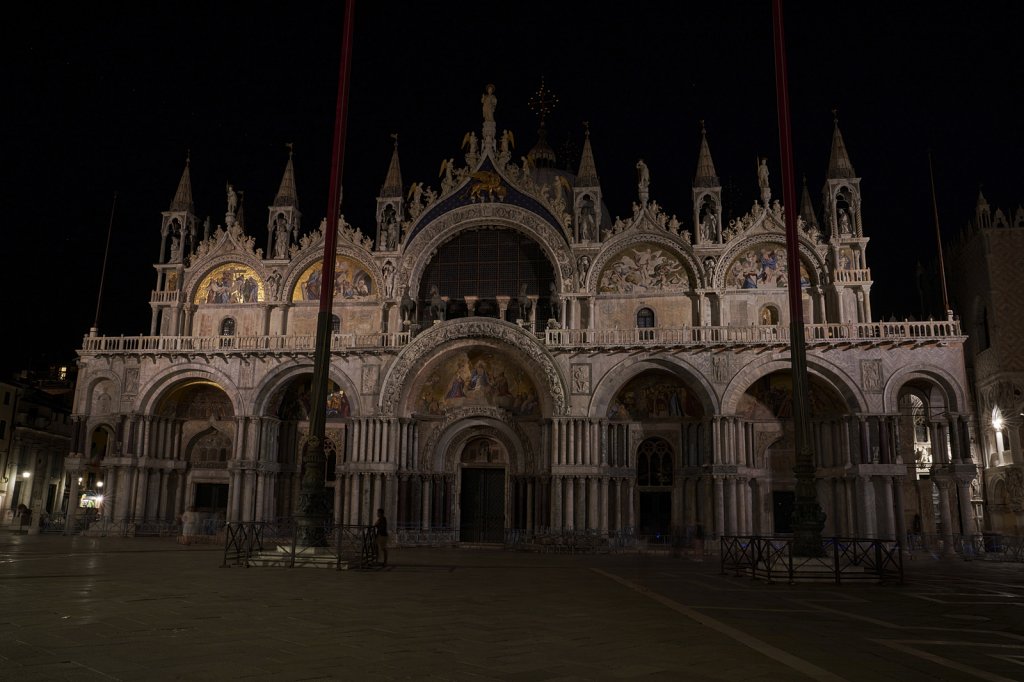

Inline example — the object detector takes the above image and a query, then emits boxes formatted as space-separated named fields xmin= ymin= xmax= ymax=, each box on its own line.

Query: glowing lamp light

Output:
xmin=991 ymin=407 xmax=1004 ymax=431
xmin=95 ymin=495 xmax=104 ymax=505
xmin=21 ymin=471 xmax=31 ymax=479
xmin=96 ymin=481 xmax=104 ymax=488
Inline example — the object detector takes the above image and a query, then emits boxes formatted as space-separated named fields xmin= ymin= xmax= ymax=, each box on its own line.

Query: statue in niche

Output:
xmin=701 ymin=211 xmax=717 ymax=242
xmin=382 ymin=260 xmax=396 ymax=298
xmin=577 ymin=255 xmax=591 ymax=289
xmin=579 ymin=195 xmax=597 ymax=241
xmin=838 ymin=208 xmax=852 ymax=234
xmin=273 ymin=218 xmax=289 ymax=259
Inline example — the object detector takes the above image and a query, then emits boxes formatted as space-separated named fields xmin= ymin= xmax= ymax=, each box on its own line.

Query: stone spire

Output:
xmin=380 ymin=134 xmax=403 ymax=198
xmin=799 ymin=175 xmax=818 ymax=228
xmin=573 ymin=122 xmax=603 ymax=243
xmin=375 ymin=134 xmax=404 ymax=252
xmin=827 ymin=113 xmax=856 ymax=179
xmin=975 ymin=188 xmax=991 ymax=229
xmin=274 ymin=144 xmax=299 ymax=208
xmin=693 ymin=122 xmax=719 ymax=187
xmin=169 ymin=154 xmax=194 ymax=213
xmin=576 ymin=123 xmax=599 ymax=186
xmin=692 ymin=122 xmax=723 ymax=245
xmin=267 ymin=145 xmax=302 ymax=260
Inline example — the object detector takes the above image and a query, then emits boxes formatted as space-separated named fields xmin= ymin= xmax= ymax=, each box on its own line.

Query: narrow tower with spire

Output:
xmin=822 ymin=113 xmax=873 ymax=323
xmin=692 ymin=122 xmax=723 ymax=245
xmin=573 ymin=123 xmax=602 ymax=243
xmin=152 ymin=154 xmax=197 ymax=335
xmin=267 ymin=144 xmax=301 ymax=260
xmin=376 ymin=134 xmax=403 ymax=252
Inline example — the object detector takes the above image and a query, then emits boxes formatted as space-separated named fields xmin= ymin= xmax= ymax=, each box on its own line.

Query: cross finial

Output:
xmin=390 ymin=132 xmax=399 ymax=147
xmin=528 ymin=77 xmax=559 ymax=127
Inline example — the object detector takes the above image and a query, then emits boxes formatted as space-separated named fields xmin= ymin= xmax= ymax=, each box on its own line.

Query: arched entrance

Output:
xmin=637 ymin=437 xmax=673 ymax=537
xmin=458 ymin=436 xmax=507 ymax=543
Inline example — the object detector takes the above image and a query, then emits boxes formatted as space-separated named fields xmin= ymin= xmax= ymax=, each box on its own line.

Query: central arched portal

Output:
xmin=458 ymin=436 xmax=507 ymax=543
xmin=637 ymin=437 xmax=674 ymax=537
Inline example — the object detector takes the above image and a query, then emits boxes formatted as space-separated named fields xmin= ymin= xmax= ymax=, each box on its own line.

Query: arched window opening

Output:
xmin=331 ymin=315 xmax=341 ymax=334
xmin=637 ymin=438 xmax=673 ymax=487
xmin=759 ymin=305 xmax=780 ymax=325
xmin=219 ymin=317 xmax=236 ymax=348
xmin=636 ymin=307 xmax=655 ymax=328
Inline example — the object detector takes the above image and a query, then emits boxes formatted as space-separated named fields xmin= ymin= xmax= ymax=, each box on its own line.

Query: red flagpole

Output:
xmin=298 ymin=0 xmax=356 ymax=543
xmin=772 ymin=0 xmax=825 ymax=555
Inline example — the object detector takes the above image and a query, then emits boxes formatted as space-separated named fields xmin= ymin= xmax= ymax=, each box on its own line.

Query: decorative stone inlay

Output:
xmin=861 ymin=359 xmax=883 ymax=393
xmin=378 ymin=318 xmax=567 ymax=416
xmin=571 ymin=364 xmax=591 ymax=395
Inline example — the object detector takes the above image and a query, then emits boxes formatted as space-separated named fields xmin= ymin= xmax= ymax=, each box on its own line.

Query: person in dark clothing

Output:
xmin=373 ymin=508 xmax=389 ymax=566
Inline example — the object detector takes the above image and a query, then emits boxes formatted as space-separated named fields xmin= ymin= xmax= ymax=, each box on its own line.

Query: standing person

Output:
xmin=373 ymin=508 xmax=389 ymax=566
xmin=180 ymin=506 xmax=198 ymax=545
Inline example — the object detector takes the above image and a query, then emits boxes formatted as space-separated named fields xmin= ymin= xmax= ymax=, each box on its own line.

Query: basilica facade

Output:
xmin=64 ymin=92 xmax=979 ymax=547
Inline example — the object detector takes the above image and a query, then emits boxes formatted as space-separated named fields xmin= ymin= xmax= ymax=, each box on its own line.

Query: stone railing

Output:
xmin=79 ymin=320 xmax=962 ymax=357
xmin=150 ymin=290 xmax=182 ymax=304
xmin=80 ymin=331 xmax=412 ymax=355
xmin=834 ymin=268 xmax=872 ymax=283
xmin=545 ymin=320 xmax=962 ymax=348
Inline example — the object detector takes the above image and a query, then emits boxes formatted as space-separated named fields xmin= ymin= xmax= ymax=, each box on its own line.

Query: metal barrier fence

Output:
xmin=720 ymin=536 xmax=903 ymax=584
xmin=499 ymin=527 xmax=713 ymax=555
xmin=902 ymin=533 xmax=1024 ymax=562
xmin=222 ymin=521 xmax=377 ymax=569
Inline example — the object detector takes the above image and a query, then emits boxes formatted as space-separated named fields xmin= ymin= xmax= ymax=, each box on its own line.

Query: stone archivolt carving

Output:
xmin=379 ymin=318 xmax=567 ymax=416
xmin=423 ymin=406 xmax=534 ymax=474
xmin=598 ymin=246 xmax=688 ymax=293
xmin=587 ymin=233 xmax=699 ymax=294
xmin=190 ymin=221 xmax=261 ymax=266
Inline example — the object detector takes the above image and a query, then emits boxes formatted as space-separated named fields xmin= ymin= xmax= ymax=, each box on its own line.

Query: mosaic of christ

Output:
xmin=726 ymin=244 xmax=811 ymax=289
xmin=412 ymin=350 xmax=540 ymax=416
xmin=607 ymin=372 xmax=703 ymax=420
xmin=292 ymin=256 xmax=374 ymax=301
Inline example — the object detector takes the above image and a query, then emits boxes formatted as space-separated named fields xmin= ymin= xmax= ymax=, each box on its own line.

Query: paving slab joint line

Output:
xmin=868 ymin=638 xmax=1021 ymax=682
xmin=591 ymin=568 xmax=847 ymax=682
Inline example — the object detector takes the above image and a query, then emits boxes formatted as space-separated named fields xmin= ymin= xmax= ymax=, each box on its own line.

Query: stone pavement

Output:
xmin=0 ymin=535 xmax=1021 ymax=681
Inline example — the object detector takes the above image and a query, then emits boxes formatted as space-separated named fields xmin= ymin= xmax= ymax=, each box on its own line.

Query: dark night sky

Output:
xmin=6 ymin=1 xmax=1022 ymax=380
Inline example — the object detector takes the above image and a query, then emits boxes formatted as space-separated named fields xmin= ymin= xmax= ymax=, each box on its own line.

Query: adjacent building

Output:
xmin=948 ymin=193 xmax=1024 ymax=536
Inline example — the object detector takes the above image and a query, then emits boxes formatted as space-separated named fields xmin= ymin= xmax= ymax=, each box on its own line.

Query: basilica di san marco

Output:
xmin=63 ymin=85 xmax=979 ymax=552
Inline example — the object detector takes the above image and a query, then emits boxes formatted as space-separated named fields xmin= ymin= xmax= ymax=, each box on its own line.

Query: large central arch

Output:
xmin=400 ymin=203 xmax=575 ymax=295
xmin=378 ymin=317 xmax=569 ymax=416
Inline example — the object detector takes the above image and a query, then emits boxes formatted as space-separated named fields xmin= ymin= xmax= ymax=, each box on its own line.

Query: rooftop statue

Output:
xmin=481 ymin=84 xmax=497 ymax=122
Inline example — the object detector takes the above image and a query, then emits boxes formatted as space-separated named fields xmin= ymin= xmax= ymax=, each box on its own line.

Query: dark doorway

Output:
xmin=194 ymin=483 xmax=229 ymax=513
xmin=460 ymin=468 xmax=505 ymax=543
xmin=773 ymin=491 xmax=795 ymax=534
xmin=638 ymin=491 xmax=672 ymax=537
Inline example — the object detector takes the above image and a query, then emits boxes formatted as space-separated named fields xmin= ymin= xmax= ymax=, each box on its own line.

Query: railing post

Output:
xmin=833 ymin=537 xmax=840 ymax=584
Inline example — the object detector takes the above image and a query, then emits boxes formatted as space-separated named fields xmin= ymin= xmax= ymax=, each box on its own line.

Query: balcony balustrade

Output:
xmin=79 ymin=318 xmax=962 ymax=358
